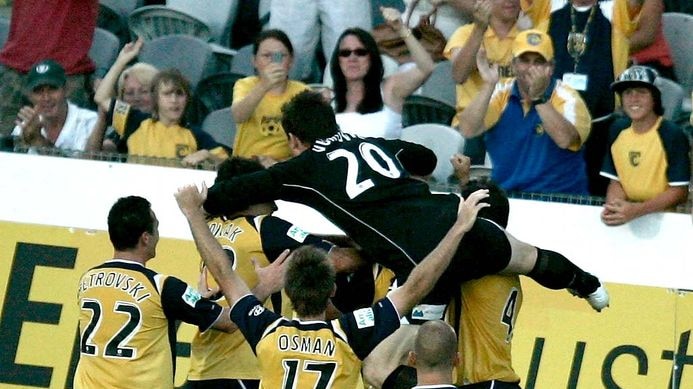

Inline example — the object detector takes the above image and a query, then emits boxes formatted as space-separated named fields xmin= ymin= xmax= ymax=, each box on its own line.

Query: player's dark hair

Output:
xmin=215 ymin=157 xmax=265 ymax=184
xmin=460 ymin=178 xmax=510 ymax=228
xmin=253 ymin=29 xmax=294 ymax=56
xmin=330 ymin=28 xmax=384 ymax=114
xmin=281 ymin=90 xmax=339 ymax=144
xmin=108 ymin=196 xmax=154 ymax=251
xmin=284 ymin=246 xmax=336 ymax=317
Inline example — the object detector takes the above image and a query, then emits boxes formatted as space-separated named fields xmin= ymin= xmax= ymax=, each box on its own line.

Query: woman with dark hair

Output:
xmin=330 ymin=7 xmax=435 ymax=139
xmin=231 ymin=29 xmax=308 ymax=166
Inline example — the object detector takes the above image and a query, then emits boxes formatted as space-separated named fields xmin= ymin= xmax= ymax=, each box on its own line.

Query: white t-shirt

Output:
xmin=12 ymin=102 xmax=98 ymax=151
xmin=336 ymin=105 xmax=403 ymax=139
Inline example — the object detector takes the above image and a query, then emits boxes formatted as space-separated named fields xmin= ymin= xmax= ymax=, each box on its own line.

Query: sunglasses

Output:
xmin=338 ymin=48 xmax=369 ymax=58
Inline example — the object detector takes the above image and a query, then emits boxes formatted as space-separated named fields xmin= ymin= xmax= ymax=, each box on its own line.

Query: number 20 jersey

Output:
xmin=206 ymin=133 xmax=465 ymax=304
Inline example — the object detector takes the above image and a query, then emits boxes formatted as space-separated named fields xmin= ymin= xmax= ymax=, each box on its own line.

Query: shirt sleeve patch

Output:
xmin=182 ymin=286 xmax=202 ymax=308
xmin=286 ymin=225 xmax=308 ymax=243
xmin=353 ymin=307 xmax=375 ymax=329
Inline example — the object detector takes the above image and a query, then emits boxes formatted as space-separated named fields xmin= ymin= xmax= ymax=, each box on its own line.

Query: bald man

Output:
xmin=408 ymin=320 xmax=460 ymax=388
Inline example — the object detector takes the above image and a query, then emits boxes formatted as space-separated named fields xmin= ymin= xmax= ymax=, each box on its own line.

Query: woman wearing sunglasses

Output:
xmin=330 ymin=7 xmax=435 ymax=139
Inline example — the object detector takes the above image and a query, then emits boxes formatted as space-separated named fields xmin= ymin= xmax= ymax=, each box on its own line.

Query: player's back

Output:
xmin=271 ymin=133 xmax=460 ymax=278
xmin=256 ymin=319 xmax=366 ymax=389
xmin=74 ymin=260 xmax=175 ymax=389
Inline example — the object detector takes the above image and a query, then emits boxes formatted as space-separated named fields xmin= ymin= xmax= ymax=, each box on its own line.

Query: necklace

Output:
xmin=567 ymin=2 xmax=597 ymax=72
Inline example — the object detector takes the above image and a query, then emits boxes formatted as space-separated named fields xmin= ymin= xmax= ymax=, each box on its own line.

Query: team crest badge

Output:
xmin=629 ymin=151 xmax=641 ymax=167
xmin=526 ymin=33 xmax=542 ymax=46
xmin=535 ymin=124 xmax=545 ymax=135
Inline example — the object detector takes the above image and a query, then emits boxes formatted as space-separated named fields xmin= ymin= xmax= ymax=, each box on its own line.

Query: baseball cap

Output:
xmin=26 ymin=59 xmax=66 ymax=91
xmin=610 ymin=65 xmax=659 ymax=94
xmin=512 ymin=29 xmax=554 ymax=62
xmin=611 ymin=65 xmax=664 ymax=115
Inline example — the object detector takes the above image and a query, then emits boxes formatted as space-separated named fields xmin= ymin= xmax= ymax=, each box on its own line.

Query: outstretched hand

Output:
xmin=381 ymin=6 xmax=404 ymax=31
xmin=253 ymin=249 xmax=291 ymax=298
xmin=175 ymin=183 xmax=208 ymax=217
xmin=454 ymin=189 xmax=490 ymax=233
xmin=450 ymin=153 xmax=471 ymax=186
xmin=117 ymin=37 xmax=144 ymax=64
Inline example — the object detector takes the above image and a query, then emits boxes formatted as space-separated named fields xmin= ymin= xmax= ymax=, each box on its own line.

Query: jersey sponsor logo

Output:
xmin=410 ymin=304 xmax=446 ymax=320
xmin=249 ymin=304 xmax=265 ymax=316
xmin=353 ymin=307 xmax=375 ymax=329
xmin=277 ymin=334 xmax=336 ymax=357
xmin=79 ymin=271 xmax=152 ymax=303
xmin=286 ymin=225 xmax=308 ymax=243
xmin=182 ymin=286 xmax=202 ymax=308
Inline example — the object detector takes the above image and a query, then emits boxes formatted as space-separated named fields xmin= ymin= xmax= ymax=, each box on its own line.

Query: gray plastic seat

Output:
xmin=89 ymin=27 xmax=121 ymax=78
xmin=137 ymin=34 xmax=214 ymax=90
xmin=202 ymin=107 xmax=236 ymax=149
xmin=128 ymin=5 xmax=211 ymax=42
xmin=400 ymin=123 xmax=465 ymax=184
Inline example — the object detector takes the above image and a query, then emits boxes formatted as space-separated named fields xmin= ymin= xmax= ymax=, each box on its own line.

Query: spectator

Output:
xmin=231 ymin=29 xmax=308 ymax=167
xmin=528 ymin=0 xmax=638 ymax=195
xmin=444 ymin=0 xmax=534 ymax=119
xmin=73 ymin=195 xmax=236 ymax=389
xmin=176 ymin=182 xmax=488 ymax=388
xmin=87 ymin=38 xmax=158 ymax=153
xmin=458 ymin=29 xmax=592 ymax=195
xmin=600 ymin=65 xmax=690 ymax=226
xmin=628 ymin=0 xmax=676 ymax=80
xmin=104 ymin=68 xmax=228 ymax=166
xmin=409 ymin=320 xmax=460 ymax=388
xmin=331 ymin=7 xmax=435 ymax=139
xmin=0 ymin=0 xmax=98 ymax=136
xmin=11 ymin=60 xmax=98 ymax=152
xmin=185 ymin=157 xmax=361 ymax=388
xmin=268 ymin=0 xmax=372 ymax=83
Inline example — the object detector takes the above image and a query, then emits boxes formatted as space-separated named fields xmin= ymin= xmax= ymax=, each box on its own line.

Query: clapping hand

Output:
xmin=473 ymin=0 xmax=492 ymax=29
xmin=525 ymin=66 xmax=551 ymax=102
xmin=476 ymin=47 xmax=499 ymax=85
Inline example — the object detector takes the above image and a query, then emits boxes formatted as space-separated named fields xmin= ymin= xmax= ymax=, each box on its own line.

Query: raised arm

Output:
xmin=450 ymin=0 xmax=492 ymax=83
xmin=457 ymin=48 xmax=497 ymax=138
xmin=94 ymin=38 xmax=144 ymax=112
xmin=176 ymin=184 xmax=253 ymax=307
xmin=388 ymin=189 xmax=490 ymax=315
xmin=627 ymin=0 xmax=662 ymax=53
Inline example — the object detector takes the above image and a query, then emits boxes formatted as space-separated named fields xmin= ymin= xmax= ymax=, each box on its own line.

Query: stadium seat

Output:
xmin=401 ymin=95 xmax=456 ymax=128
xmin=128 ymin=5 xmax=211 ymax=42
xmin=656 ymin=76 xmax=685 ymax=121
xmin=421 ymin=60 xmax=456 ymax=107
xmin=192 ymin=71 xmax=246 ymax=123
xmin=167 ymin=0 xmax=238 ymax=47
xmin=230 ymin=44 xmax=255 ymax=76
xmin=89 ymin=27 xmax=121 ymax=78
xmin=201 ymin=107 xmax=236 ymax=149
xmin=137 ymin=34 xmax=215 ymax=91
xmin=400 ymin=123 xmax=465 ymax=184
xmin=662 ymin=12 xmax=693 ymax=111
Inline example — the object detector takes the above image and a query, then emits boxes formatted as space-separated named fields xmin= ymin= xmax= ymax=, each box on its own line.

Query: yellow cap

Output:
xmin=512 ymin=29 xmax=554 ymax=61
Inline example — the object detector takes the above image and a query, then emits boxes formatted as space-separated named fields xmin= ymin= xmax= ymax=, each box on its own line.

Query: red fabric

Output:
xmin=631 ymin=26 xmax=674 ymax=67
xmin=0 ymin=0 xmax=98 ymax=74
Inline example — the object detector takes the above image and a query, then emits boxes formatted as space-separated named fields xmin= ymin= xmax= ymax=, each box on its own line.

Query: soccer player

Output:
xmin=409 ymin=320 xmax=461 ymax=389
xmin=175 ymin=182 xmax=490 ymax=388
xmin=186 ymin=157 xmax=361 ymax=388
xmin=73 ymin=196 xmax=237 ymax=389
xmin=203 ymin=90 xmax=609 ymax=317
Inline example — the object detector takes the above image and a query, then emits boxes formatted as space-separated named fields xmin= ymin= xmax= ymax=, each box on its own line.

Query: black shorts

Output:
xmin=423 ymin=217 xmax=512 ymax=306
